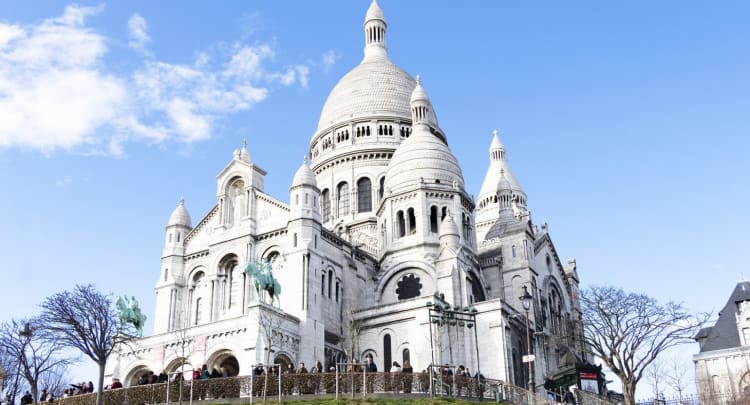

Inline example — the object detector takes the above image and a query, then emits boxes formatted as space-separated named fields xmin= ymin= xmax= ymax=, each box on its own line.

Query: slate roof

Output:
xmin=696 ymin=280 xmax=750 ymax=352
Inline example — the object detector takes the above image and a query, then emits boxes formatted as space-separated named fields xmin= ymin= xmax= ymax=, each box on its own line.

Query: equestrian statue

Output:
xmin=244 ymin=258 xmax=281 ymax=307
xmin=116 ymin=295 xmax=147 ymax=337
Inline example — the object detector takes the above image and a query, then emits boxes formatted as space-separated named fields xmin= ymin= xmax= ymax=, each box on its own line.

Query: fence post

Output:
xmin=188 ymin=378 xmax=193 ymax=405
xmin=363 ymin=365 xmax=367 ymax=400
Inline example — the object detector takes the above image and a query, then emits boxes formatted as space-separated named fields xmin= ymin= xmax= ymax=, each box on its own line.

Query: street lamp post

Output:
xmin=426 ymin=301 xmax=481 ymax=398
xmin=519 ymin=286 xmax=534 ymax=395
xmin=10 ymin=323 xmax=32 ymax=405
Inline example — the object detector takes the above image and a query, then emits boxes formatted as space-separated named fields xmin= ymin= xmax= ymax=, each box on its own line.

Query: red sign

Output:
xmin=580 ymin=372 xmax=597 ymax=379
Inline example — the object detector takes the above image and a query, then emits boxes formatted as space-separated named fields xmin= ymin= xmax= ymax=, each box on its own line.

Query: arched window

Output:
xmin=396 ymin=211 xmax=405 ymax=238
xmin=335 ymin=281 xmax=340 ymax=302
xmin=337 ymin=182 xmax=349 ymax=217
xmin=321 ymin=189 xmax=331 ymax=222
xmin=429 ymin=206 xmax=438 ymax=233
xmin=441 ymin=207 xmax=447 ymax=221
xmin=512 ymin=245 xmax=517 ymax=258
xmin=164 ymin=268 xmax=168 ymax=281
xmin=321 ymin=274 xmax=325 ymax=296
xmin=224 ymin=177 xmax=245 ymax=227
xmin=194 ymin=297 xmax=203 ymax=326
xmin=407 ymin=208 xmax=416 ymax=234
xmin=328 ymin=270 xmax=333 ymax=298
xmin=383 ymin=334 xmax=392 ymax=372
xmin=357 ymin=178 xmax=372 ymax=213
xmin=378 ymin=177 xmax=385 ymax=201
xmin=402 ymin=348 xmax=410 ymax=365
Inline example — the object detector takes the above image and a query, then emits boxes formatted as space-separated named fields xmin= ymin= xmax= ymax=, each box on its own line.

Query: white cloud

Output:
xmin=321 ymin=50 xmax=338 ymax=73
xmin=127 ymin=13 xmax=151 ymax=53
xmin=0 ymin=5 xmax=128 ymax=152
xmin=295 ymin=65 xmax=309 ymax=88
xmin=0 ymin=5 xmax=312 ymax=155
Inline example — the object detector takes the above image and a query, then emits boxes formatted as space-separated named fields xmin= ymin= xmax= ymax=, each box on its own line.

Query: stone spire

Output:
xmin=363 ymin=0 xmax=388 ymax=61
xmin=475 ymin=130 xmax=529 ymax=232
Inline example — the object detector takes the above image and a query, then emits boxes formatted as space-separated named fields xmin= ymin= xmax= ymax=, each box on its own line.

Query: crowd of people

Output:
xmin=2 ymin=380 xmax=95 ymax=405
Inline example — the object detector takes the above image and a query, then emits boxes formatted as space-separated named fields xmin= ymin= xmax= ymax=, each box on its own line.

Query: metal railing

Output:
xmin=46 ymin=372 xmax=617 ymax=405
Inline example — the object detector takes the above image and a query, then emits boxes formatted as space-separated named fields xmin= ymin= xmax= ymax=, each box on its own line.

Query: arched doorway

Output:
xmin=125 ymin=365 xmax=152 ymax=387
xmin=165 ymin=357 xmax=193 ymax=380
xmin=218 ymin=356 xmax=240 ymax=377
xmin=274 ymin=353 xmax=293 ymax=372
xmin=208 ymin=350 xmax=241 ymax=377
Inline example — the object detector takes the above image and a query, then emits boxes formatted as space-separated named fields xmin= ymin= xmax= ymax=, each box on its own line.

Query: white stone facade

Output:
xmin=107 ymin=0 xmax=587 ymax=392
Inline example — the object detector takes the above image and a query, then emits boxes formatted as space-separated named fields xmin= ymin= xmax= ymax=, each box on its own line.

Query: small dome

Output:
xmin=410 ymin=78 xmax=429 ymax=104
xmin=168 ymin=198 xmax=192 ymax=228
xmin=384 ymin=82 xmax=462 ymax=193
xmin=439 ymin=215 xmax=460 ymax=237
xmin=384 ymin=124 xmax=464 ymax=193
xmin=489 ymin=131 xmax=504 ymax=151
xmin=365 ymin=0 xmax=385 ymax=23
xmin=292 ymin=158 xmax=317 ymax=188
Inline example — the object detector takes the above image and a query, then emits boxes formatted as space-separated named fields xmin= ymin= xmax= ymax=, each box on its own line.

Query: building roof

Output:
xmin=697 ymin=280 xmax=750 ymax=352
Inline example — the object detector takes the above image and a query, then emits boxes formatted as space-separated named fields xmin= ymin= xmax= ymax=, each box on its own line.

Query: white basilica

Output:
xmin=108 ymin=0 xmax=590 ymax=392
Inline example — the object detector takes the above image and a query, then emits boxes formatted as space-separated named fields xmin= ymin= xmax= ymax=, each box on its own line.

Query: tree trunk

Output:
xmin=96 ymin=362 xmax=106 ymax=405
xmin=623 ymin=382 xmax=637 ymax=405
xmin=31 ymin=379 xmax=38 ymax=405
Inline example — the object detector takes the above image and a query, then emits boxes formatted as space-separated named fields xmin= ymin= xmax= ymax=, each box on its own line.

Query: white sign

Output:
xmin=522 ymin=354 xmax=535 ymax=363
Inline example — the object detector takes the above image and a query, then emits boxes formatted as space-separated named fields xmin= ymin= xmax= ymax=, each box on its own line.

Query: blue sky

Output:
xmin=1 ymin=0 xmax=748 ymax=397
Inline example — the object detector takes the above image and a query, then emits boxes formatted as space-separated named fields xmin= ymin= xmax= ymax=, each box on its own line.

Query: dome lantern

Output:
xmin=363 ymin=0 xmax=388 ymax=61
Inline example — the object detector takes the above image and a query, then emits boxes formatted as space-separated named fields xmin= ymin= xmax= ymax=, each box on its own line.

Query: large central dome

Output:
xmin=316 ymin=60 xmax=416 ymax=133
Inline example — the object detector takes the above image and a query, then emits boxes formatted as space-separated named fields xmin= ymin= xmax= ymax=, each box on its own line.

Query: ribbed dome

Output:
xmin=291 ymin=158 xmax=317 ymax=188
xmin=316 ymin=60 xmax=418 ymax=133
xmin=168 ymin=199 xmax=192 ymax=228
xmin=384 ymin=125 xmax=464 ymax=193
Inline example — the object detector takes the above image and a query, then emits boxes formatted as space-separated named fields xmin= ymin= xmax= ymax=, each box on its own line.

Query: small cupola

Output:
xmin=363 ymin=0 xmax=388 ymax=61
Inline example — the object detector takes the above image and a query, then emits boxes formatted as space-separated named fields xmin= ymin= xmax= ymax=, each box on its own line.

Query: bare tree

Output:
xmin=169 ymin=323 xmax=195 ymax=405
xmin=0 ymin=318 xmax=72 ymax=404
xmin=644 ymin=357 xmax=666 ymax=400
xmin=580 ymin=286 xmax=708 ymax=405
xmin=38 ymin=363 xmax=71 ymax=399
xmin=38 ymin=285 xmax=137 ymax=405
xmin=664 ymin=355 xmax=691 ymax=402
xmin=257 ymin=306 xmax=285 ymax=403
